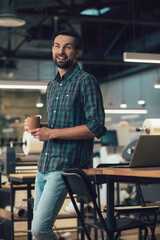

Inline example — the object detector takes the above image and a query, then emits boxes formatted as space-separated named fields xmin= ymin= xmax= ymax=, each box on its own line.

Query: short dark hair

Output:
xmin=51 ymin=28 xmax=83 ymax=50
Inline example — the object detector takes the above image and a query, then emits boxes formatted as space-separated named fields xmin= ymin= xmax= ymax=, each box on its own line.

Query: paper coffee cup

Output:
xmin=27 ymin=116 xmax=40 ymax=130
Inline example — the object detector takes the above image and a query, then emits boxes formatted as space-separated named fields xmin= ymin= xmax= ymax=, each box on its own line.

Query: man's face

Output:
xmin=52 ymin=35 xmax=80 ymax=70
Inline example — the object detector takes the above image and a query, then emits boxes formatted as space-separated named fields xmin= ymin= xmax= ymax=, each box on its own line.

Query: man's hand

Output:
xmin=29 ymin=127 xmax=54 ymax=141
xmin=24 ymin=118 xmax=29 ymax=132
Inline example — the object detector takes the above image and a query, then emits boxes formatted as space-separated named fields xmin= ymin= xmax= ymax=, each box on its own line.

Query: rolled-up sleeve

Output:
xmin=80 ymin=74 xmax=106 ymax=139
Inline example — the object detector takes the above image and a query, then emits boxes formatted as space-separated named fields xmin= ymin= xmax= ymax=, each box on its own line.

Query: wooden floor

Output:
xmin=14 ymin=224 xmax=160 ymax=240
xmin=75 ymin=226 xmax=160 ymax=240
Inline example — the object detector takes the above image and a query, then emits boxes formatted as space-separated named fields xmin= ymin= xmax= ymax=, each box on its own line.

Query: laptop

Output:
xmin=115 ymin=135 xmax=160 ymax=168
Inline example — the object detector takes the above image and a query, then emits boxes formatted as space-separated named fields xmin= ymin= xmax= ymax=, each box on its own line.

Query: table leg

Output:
xmin=27 ymin=183 xmax=32 ymax=240
xmin=10 ymin=181 xmax=14 ymax=240
xmin=107 ymin=179 xmax=115 ymax=240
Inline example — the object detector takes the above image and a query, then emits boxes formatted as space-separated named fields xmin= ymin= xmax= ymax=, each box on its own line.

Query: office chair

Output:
xmin=62 ymin=168 xmax=157 ymax=240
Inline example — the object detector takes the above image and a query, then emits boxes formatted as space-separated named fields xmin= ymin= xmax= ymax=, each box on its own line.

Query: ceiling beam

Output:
xmin=19 ymin=13 xmax=160 ymax=27
xmin=104 ymin=24 xmax=127 ymax=57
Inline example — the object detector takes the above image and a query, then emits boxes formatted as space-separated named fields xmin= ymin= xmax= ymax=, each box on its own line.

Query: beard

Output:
xmin=53 ymin=54 xmax=75 ymax=69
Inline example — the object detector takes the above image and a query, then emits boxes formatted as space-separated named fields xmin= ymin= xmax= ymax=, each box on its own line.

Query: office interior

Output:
xmin=0 ymin=0 xmax=160 ymax=239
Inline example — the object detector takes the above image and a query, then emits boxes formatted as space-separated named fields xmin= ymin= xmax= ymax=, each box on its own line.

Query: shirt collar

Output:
xmin=55 ymin=62 xmax=80 ymax=82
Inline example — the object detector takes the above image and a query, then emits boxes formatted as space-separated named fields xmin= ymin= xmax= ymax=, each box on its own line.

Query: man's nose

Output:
xmin=58 ymin=47 xmax=65 ymax=54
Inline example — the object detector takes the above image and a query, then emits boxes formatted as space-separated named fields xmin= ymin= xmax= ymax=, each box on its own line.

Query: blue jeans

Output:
xmin=31 ymin=170 xmax=67 ymax=240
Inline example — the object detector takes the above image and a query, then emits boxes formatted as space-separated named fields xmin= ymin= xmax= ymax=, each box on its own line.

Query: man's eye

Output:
xmin=55 ymin=45 xmax=60 ymax=48
xmin=65 ymin=46 xmax=71 ymax=49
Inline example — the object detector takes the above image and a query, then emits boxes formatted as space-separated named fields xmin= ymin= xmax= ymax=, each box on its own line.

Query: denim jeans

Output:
xmin=31 ymin=170 xmax=67 ymax=240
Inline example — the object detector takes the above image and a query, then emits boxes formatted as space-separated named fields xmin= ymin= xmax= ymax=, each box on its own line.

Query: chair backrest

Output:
xmin=62 ymin=168 xmax=109 ymax=232
xmin=62 ymin=168 xmax=97 ymax=200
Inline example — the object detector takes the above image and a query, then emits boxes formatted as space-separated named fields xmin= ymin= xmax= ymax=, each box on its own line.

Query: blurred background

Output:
xmin=0 ymin=0 xmax=160 ymax=147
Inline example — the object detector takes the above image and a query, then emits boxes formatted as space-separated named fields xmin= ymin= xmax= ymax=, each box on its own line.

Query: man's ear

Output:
xmin=75 ymin=49 xmax=81 ymax=58
xmin=52 ymin=46 xmax=54 ymax=56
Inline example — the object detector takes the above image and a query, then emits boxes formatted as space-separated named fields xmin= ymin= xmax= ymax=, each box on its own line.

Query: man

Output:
xmin=24 ymin=28 xmax=106 ymax=240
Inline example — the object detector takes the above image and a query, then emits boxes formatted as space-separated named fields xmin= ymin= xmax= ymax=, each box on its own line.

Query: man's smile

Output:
xmin=57 ymin=55 xmax=67 ymax=61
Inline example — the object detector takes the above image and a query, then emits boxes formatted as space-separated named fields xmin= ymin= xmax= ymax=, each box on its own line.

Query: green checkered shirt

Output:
xmin=38 ymin=63 xmax=106 ymax=173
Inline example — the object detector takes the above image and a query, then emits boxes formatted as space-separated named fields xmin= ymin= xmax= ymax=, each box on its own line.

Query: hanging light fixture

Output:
xmin=0 ymin=0 xmax=26 ymax=27
xmin=123 ymin=1 xmax=160 ymax=65
xmin=137 ymin=75 xmax=145 ymax=105
xmin=120 ymin=80 xmax=127 ymax=108
xmin=36 ymin=96 xmax=44 ymax=108
xmin=0 ymin=80 xmax=48 ymax=89
xmin=138 ymin=97 xmax=145 ymax=105
xmin=0 ymin=14 xmax=26 ymax=27
xmin=35 ymin=61 xmax=45 ymax=107
xmin=105 ymin=108 xmax=147 ymax=114
xmin=123 ymin=52 xmax=160 ymax=64
xmin=154 ymin=71 xmax=160 ymax=89
xmin=120 ymin=101 xmax=127 ymax=108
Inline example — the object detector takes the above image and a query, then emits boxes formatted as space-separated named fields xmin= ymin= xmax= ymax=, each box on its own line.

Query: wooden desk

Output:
xmin=9 ymin=173 xmax=36 ymax=184
xmin=84 ymin=167 xmax=160 ymax=240
xmin=9 ymin=173 xmax=36 ymax=240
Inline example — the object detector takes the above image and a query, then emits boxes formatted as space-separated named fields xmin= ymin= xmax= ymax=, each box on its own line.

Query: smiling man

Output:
xmin=24 ymin=28 xmax=106 ymax=240
xmin=52 ymin=34 xmax=79 ymax=71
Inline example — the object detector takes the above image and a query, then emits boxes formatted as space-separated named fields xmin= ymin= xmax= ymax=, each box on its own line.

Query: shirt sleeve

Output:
xmin=80 ymin=74 xmax=106 ymax=139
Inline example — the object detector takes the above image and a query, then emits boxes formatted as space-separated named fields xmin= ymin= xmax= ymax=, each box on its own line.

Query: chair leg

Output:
xmin=142 ymin=227 xmax=148 ymax=240
xmin=114 ymin=231 xmax=121 ymax=240
xmin=150 ymin=225 xmax=156 ymax=240
xmin=96 ymin=184 xmax=104 ymax=240
xmin=136 ymin=184 xmax=158 ymax=240
xmin=150 ymin=213 xmax=157 ymax=240
xmin=69 ymin=195 xmax=92 ymax=240
xmin=139 ymin=228 xmax=143 ymax=240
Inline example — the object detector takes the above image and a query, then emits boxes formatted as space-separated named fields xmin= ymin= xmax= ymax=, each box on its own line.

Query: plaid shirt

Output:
xmin=38 ymin=63 xmax=106 ymax=173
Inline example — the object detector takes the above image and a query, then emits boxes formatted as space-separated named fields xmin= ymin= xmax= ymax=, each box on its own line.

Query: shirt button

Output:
xmin=56 ymin=97 xmax=58 ymax=100
xmin=51 ymin=124 xmax=53 ymax=127
xmin=54 ymin=110 xmax=56 ymax=113
xmin=45 ymin=153 xmax=48 ymax=155
xmin=60 ymin=83 xmax=62 ymax=86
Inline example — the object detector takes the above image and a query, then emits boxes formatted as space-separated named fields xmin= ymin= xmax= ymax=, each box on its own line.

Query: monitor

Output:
xmin=101 ymin=130 xmax=118 ymax=147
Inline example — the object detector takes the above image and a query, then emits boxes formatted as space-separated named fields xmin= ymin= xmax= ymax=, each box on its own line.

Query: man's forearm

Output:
xmin=49 ymin=124 xmax=95 ymax=140
xmin=29 ymin=124 xmax=95 ymax=141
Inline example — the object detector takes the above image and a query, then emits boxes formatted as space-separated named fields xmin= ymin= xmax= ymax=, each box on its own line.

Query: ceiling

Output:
xmin=0 ymin=0 xmax=160 ymax=84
